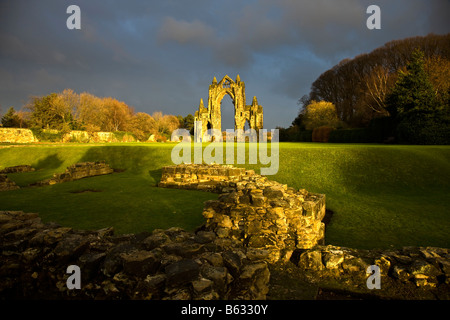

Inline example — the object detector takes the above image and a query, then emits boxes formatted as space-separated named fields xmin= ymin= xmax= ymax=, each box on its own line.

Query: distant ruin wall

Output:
xmin=62 ymin=131 xmax=136 ymax=143
xmin=0 ymin=128 xmax=136 ymax=143
xmin=0 ymin=128 xmax=37 ymax=143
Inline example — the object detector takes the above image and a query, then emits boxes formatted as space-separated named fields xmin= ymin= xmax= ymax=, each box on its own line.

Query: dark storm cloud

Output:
xmin=158 ymin=17 xmax=215 ymax=46
xmin=0 ymin=0 xmax=449 ymax=129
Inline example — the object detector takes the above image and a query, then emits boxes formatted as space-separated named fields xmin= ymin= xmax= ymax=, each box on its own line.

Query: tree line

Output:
xmin=284 ymin=33 xmax=450 ymax=144
xmin=0 ymin=90 xmax=195 ymax=142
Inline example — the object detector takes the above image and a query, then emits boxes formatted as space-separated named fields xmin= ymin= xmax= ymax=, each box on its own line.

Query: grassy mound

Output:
xmin=0 ymin=142 xmax=449 ymax=250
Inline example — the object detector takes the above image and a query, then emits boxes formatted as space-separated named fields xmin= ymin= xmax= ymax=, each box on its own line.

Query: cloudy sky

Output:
xmin=1 ymin=0 xmax=449 ymax=129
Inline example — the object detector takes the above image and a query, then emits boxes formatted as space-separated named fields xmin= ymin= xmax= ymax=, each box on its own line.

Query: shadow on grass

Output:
xmin=148 ymin=169 xmax=162 ymax=185
xmin=77 ymin=145 xmax=174 ymax=175
xmin=32 ymin=153 xmax=64 ymax=171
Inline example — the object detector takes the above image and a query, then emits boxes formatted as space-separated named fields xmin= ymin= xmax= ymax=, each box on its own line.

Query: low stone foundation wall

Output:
xmin=0 ymin=211 xmax=270 ymax=300
xmin=32 ymin=161 xmax=114 ymax=186
xmin=1 ymin=210 xmax=448 ymax=300
xmin=0 ymin=175 xmax=20 ymax=192
xmin=159 ymin=164 xmax=326 ymax=263
xmin=0 ymin=165 xmax=35 ymax=174
xmin=0 ymin=165 xmax=36 ymax=192
xmin=158 ymin=164 xmax=251 ymax=192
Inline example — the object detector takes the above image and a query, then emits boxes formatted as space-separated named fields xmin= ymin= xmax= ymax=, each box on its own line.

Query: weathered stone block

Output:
xmin=162 ymin=242 xmax=205 ymax=258
xmin=121 ymin=249 xmax=162 ymax=276
xmin=298 ymin=250 xmax=324 ymax=270
xmin=53 ymin=234 xmax=91 ymax=262
xmin=165 ymin=259 xmax=200 ymax=287
xmin=322 ymin=249 xmax=345 ymax=269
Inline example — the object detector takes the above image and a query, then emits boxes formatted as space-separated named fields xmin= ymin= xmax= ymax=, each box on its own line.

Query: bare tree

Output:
xmin=305 ymin=33 xmax=450 ymax=127
xmin=363 ymin=65 xmax=391 ymax=116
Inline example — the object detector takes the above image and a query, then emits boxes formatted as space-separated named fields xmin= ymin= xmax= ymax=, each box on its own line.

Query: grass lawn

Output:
xmin=0 ymin=142 xmax=449 ymax=250
xmin=0 ymin=143 xmax=218 ymax=234
xmin=267 ymin=143 xmax=450 ymax=249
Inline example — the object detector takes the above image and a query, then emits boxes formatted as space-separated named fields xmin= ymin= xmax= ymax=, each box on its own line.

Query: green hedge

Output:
xmin=366 ymin=117 xmax=396 ymax=143
xmin=298 ymin=130 xmax=312 ymax=142
xmin=329 ymin=128 xmax=369 ymax=143
xmin=29 ymin=128 xmax=64 ymax=142
xmin=396 ymin=110 xmax=450 ymax=145
xmin=312 ymin=126 xmax=333 ymax=142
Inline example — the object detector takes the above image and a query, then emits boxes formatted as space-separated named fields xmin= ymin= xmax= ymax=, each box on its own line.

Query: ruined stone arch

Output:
xmin=194 ymin=75 xmax=263 ymax=140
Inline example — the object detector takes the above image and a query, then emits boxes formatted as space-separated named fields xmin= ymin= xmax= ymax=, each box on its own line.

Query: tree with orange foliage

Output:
xmin=129 ymin=112 xmax=156 ymax=140
xmin=302 ymin=100 xmax=340 ymax=130
xmin=102 ymin=97 xmax=134 ymax=132
xmin=151 ymin=111 xmax=181 ymax=136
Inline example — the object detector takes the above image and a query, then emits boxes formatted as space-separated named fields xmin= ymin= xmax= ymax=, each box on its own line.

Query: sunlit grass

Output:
xmin=0 ymin=142 xmax=449 ymax=249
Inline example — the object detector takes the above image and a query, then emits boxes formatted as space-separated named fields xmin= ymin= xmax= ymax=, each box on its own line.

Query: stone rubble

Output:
xmin=293 ymin=245 xmax=450 ymax=299
xmin=0 ymin=210 xmax=270 ymax=300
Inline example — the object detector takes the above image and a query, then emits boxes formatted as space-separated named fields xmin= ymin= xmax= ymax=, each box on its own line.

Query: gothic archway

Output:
xmin=194 ymin=75 xmax=263 ymax=140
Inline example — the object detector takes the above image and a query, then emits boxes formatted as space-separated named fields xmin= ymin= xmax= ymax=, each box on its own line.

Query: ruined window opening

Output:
xmin=222 ymin=79 xmax=231 ymax=88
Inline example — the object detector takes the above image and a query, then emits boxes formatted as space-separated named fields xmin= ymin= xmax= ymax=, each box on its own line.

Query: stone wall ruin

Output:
xmin=159 ymin=164 xmax=326 ymax=263
xmin=0 ymin=210 xmax=270 ymax=300
xmin=0 ymin=128 xmax=37 ymax=143
xmin=0 ymin=165 xmax=35 ymax=174
xmin=0 ymin=128 xmax=136 ymax=143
